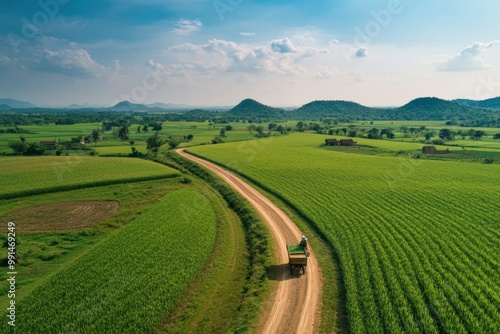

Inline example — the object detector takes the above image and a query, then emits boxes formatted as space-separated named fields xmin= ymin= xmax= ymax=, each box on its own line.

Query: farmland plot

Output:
xmin=0 ymin=156 xmax=179 ymax=198
xmin=1 ymin=189 xmax=217 ymax=333
xmin=188 ymin=133 xmax=500 ymax=333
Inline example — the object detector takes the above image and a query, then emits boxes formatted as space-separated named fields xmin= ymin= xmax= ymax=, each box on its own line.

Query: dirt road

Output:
xmin=178 ymin=149 xmax=321 ymax=334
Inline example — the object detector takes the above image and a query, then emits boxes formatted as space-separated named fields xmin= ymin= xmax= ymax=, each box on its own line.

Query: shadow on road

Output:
xmin=266 ymin=263 xmax=304 ymax=281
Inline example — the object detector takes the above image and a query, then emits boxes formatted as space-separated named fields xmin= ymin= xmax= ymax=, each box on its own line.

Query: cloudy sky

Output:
xmin=0 ymin=0 xmax=499 ymax=107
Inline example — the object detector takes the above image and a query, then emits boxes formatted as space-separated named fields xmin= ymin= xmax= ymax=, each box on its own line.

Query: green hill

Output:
xmin=294 ymin=100 xmax=383 ymax=119
xmin=396 ymin=97 xmax=493 ymax=120
xmin=453 ymin=96 xmax=500 ymax=110
xmin=227 ymin=99 xmax=286 ymax=119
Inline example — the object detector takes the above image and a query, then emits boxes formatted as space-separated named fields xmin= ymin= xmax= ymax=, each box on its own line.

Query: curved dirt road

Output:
xmin=178 ymin=149 xmax=321 ymax=334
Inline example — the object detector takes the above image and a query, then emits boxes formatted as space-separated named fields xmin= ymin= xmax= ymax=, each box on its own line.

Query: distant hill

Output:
xmin=0 ymin=104 xmax=12 ymax=111
xmin=453 ymin=96 xmax=500 ymax=110
xmin=227 ymin=99 xmax=286 ymax=118
xmin=109 ymin=101 xmax=149 ymax=111
xmin=146 ymin=102 xmax=190 ymax=110
xmin=0 ymin=98 xmax=37 ymax=109
xmin=395 ymin=97 xmax=489 ymax=120
xmin=294 ymin=100 xmax=379 ymax=119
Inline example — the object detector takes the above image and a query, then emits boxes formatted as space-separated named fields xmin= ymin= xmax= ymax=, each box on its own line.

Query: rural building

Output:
xmin=340 ymin=139 xmax=356 ymax=146
xmin=325 ymin=138 xmax=339 ymax=146
xmin=422 ymin=146 xmax=450 ymax=154
xmin=40 ymin=140 xmax=57 ymax=148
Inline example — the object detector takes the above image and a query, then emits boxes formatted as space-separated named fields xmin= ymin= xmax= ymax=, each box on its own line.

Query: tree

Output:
xmin=494 ymin=133 xmax=500 ymax=139
xmin=268 ymin=123 xmax=277 ymax=131
xmin=224 ymin=125 xmax=233 ymax=131
xmin=219 ymin=128 xmax=226 ymax=137
xmin=296 ymin=121 xmax=305 ymax=132
xmin=439 ymin=128 xmax=454 ymax=141
xmin=341 ymin=128 xmax=348 ymax=135
xmin=187 ymin=134 xmax=194 ymax=141
xmin=90 ymin=129 xmax=103 ymax=146
xmin=142 ymin=124 xmax=149 ymax=133
xmin=247 ymin=125 xmax=256 ymax=133
xmin=146 ymin=133 xmax=164 ymax=155
xmin=136 ymin=126 xmax=142 ymax=134
xmin=473 ymin=130 xmax=486 ymax=141
xmin=256 ymin=126 xmax=265 ymax=138
xmin=152 ymin=122 xmax=163 ymax=132
xmin=467 ymin=129 xmax=476 ymax=140
xmin=168 ymin=139 xmax=180 ymax=149
xmin=212 ymin=136 xmax=224 ymax=144
xmin=8 ymin=140 xmax=28 ymax=155
xmin=348 ymin=130 xmax=357 ymax=137
xmin=26 ymin=143 xmax=46 ymax=155
xmin=424 ymin=131 xmax=436 ymax=141
xmin=367 ymin=128 xmax=380 ymax=139
xmin=118 ymin=125 xmax=130 ymax=141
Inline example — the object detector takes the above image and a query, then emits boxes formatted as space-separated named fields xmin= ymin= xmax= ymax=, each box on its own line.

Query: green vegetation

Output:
xmin=0 ymin=178 xmax=184 ymax=310
xmin=188 ymin=133 xmax=500 ymax=334
xmin=164 ymin=151 xmax=272 ymax=332
xmin=1 ymin=190 xmax=217 ymax=333
xmin=0 ymin=156 xmax=179 ymax=199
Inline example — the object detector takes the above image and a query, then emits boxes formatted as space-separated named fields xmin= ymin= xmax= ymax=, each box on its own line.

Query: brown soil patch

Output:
xmin=4 ymin=201 xmax=120 ymax=232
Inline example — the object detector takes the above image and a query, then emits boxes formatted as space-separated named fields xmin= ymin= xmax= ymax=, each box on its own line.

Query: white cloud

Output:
xmin=0 ymin=56 xmax=13 ymax=65
xmin=349 ymin=69 xmax=367 ymax=82
xmin=271 ymin=38 xmax=297 ymax=53
xmin=355 ymin=47 xmax=368 ymax=58
xmin=39 ymin=48 xmax=107 ymax=77
xmin=166 ymin=38 xmax=310 ymax=75
xmin=240 ymin=32 xmax=255 ymax=37
xmin=172 ymin=19 xmax=202 ymax=35
xmin=438 ymin=41 xmax=499 ymax=71
xmin=314 ymin=66 xmax=338 ymax=79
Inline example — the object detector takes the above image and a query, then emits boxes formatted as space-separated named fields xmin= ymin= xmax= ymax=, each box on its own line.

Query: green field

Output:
xmin=0 ymin=121 xmax=286 ymax=155
xmin=1 ymin=189 xmax=217 ymax=333
xmin=188 ymin=133 xmax=500 ymax=333
xmin=0 ymin=156 xmax=179 ymax=198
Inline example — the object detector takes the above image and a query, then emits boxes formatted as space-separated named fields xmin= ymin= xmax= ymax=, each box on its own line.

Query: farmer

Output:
xmin=300 ymin=235 xmax=308 ymax=249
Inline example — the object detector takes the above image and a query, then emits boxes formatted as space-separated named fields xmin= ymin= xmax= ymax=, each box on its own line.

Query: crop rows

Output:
xmin=0 ymin=156 xmax=180 ymax=198
xmin=1 ymin=189 xmax=217 ymax=333
xmin=189 ymin=133 xmax=500 ymax=333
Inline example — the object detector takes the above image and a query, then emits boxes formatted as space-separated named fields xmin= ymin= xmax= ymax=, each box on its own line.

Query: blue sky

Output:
xmin=0 ymin=0 xmax=499 ymax=107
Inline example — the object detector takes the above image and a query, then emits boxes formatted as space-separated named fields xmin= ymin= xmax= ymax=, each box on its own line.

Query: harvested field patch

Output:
xmin=3 ymin=201 xmax=120 ymax=231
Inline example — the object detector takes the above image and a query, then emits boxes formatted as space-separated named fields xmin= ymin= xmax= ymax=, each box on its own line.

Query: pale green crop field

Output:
xmin=0 ymin=156 xmax=179 ymax=198
xmin=188 ymin=133 xmax=500 ymax=334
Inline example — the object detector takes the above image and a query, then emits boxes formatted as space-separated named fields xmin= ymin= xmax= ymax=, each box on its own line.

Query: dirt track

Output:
xmin=178 ymin=149 xmax=321 ymax=334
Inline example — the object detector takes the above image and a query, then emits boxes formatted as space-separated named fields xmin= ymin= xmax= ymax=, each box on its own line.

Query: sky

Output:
xmin=0 ymin=0 xmax=499 ymax=107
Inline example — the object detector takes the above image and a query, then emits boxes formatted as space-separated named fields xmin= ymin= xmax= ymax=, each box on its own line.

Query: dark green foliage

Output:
xmin=212 ymin=136 xmax=224 ymax=144
xmin=454 ymin=96 xmax=500 ymax=110
xmin=227 ymin=98 xmax=286 ymax=119
xmin=146 ymin=133 xmax=164 ymax=154
xmin=439 ymin=128 xmax=454 ymax=141
xmin=117 ymin=125 xmax=130 ymax=141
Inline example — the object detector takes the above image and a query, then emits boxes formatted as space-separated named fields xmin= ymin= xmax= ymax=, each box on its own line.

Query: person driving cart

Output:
xmin=299 ymin=235 xmax=308 ymax=249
